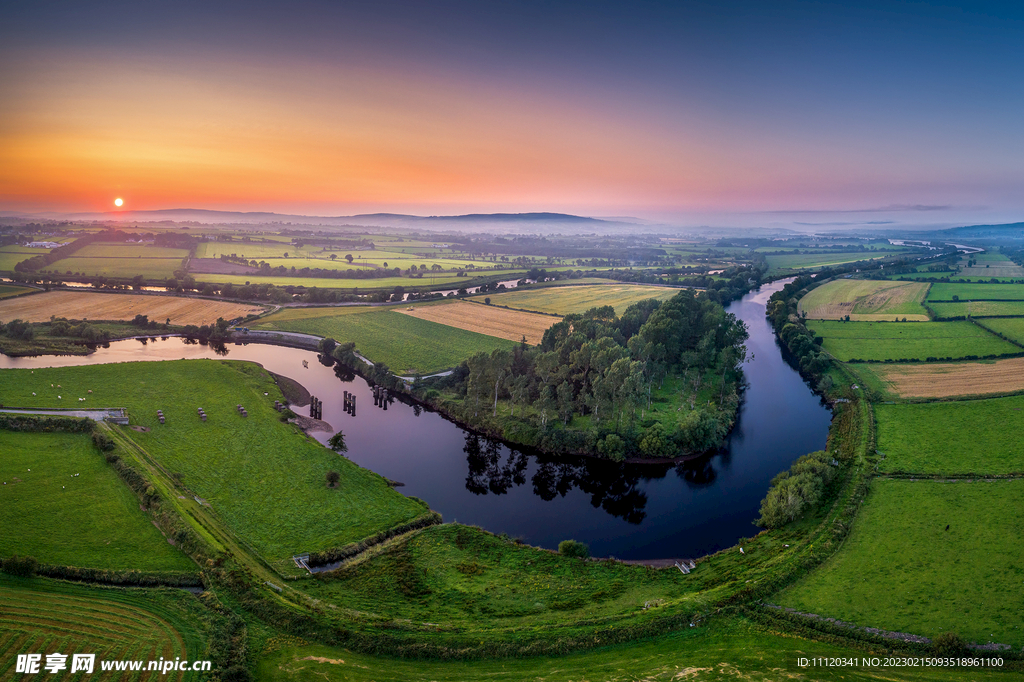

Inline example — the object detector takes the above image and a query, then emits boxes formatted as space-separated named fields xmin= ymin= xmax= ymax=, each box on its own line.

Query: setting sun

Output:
xmin=114 ymin=197 xmax=123 ymax=207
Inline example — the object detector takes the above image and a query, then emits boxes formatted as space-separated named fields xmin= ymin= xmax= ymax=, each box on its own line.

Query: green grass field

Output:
xmin=927 ymin=283 xmax=1024 ymax=301
xmin=957 ymin=252 xmax=1024 ymax=279
xmin=73 ymin=244 xmax=190 ymax=259
xmin=191 ymin=271 xmax=470 ymax=290
xmin=807 ymin=320 xmax=1018 ymax=361
xmin=0 ymin=284 xmax=35 ymax=299
xmin=0 ymin=430 xmax=195 ymax=571
xmin=876 ymin=396 xmax=1024 ymax=475
xmin=765 ymin=252 xmax=890 ymax=273
xmin=978 ymin=318 xmax=1024 ymax=345
xmin=42 ymin=257 xmax=183 ymax=279
xmin=254 ymin=614 xmax=1003 ymax=682
xmin=299 ymin=523 xmax=696 ymax=630
xmin=930 ymin=300 xmax=1024 ymax=317
xmin=253 ymin=307 xmax=513 ymax=374
xmin=777 ymin=479 xmax=1024 ymax=648
xmin=0 ymin=247 xmax=49 ymax=272
xmin=798 ymin=279 xmax=929 ymax=320
xmin=474 ymin=284 xmax=679 ymax=315
xmin=0 ymin=361 xmax=429 ymax=571
xmin=0 ymin=576 xmax=210 ymax=682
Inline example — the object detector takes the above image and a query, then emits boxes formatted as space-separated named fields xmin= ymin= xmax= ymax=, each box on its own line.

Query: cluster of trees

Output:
xmin=755 ymin=450 xmax=838 ymax=528
xmin=0 ymin=319 xmax=34 ymax=341
xmin=601 ymin=262 xmax=767 ymax=305
xmin=429 ymin=290 xmax=748 ymax=460
xmin=767 ymin=275 xmax=833 ymax=390
xmin=48 ymin=317 xmax=112 ymax=343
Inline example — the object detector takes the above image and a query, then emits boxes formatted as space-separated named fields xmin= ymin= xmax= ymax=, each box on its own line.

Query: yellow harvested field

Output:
xmin=0 ymin=291 xmax=266 ymax=326
xmin=799 ymin=279 xmax=929 ymax=321
xmin=873 ymin=357 xmax=1024 ymax=398
xmin=396 ymin=301 xmax=558 ymax=344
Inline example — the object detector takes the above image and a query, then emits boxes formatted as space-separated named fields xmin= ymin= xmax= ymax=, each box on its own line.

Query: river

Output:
xmin=1 ymin=279 xmax=831 ymax=560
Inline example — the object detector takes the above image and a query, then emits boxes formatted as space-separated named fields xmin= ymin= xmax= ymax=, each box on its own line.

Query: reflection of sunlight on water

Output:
xmin=745 ymin=277 xmax=795 ymax=307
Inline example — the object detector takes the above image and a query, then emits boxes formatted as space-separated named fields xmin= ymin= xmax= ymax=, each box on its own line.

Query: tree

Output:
xmin=330 ymin=254 xmax=338 ymax=261
xmin=319 ymin=337 xmax=337 ymax=355
xmin=325 ymin=470 xmax=340 ymax=487
xmin=558 ymin=540 xmax=590 ymax=559
xmin=345 ymin=254 xmax=354 ymax=263
xmin=327 ymin=431 xmax=348 ymax=453
xmin=484 ymin=297 xmax=491 ymax=305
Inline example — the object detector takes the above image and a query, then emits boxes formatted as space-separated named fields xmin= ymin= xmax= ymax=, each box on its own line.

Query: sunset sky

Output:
xmin=2 ymin=1 xmax=1023 ymax=227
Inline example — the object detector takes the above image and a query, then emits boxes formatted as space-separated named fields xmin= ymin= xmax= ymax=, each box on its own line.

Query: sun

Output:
xmin=114 ymin=197 xmax=124 ymax=207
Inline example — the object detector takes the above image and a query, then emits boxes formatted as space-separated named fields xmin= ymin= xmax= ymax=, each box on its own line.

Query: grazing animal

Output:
xmin=945 ymin=524 xmax=950 ymax=531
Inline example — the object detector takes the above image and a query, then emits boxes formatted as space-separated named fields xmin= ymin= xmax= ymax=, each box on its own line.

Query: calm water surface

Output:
xmin=3 ymin=279 xmax=831 ymax=559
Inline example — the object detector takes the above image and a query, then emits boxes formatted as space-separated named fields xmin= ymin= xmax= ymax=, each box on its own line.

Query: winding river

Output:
xmin=2 ymin=279 xmax=831 ymax=560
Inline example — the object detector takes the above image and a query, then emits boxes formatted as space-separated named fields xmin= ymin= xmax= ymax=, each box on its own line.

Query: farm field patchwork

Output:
xmin=72 ymin=244 xmax=190 ymax=259
xmin=475 ymin=284 xmax=679 ymax=315
xmin=0 ymin=361 xmax=429 ymax=572
xmin=0 ymin=577 xmax=205 ymax=682
xmin=395 ymin=300 xmax=557 ymax=344
xmin=957 ymin=251 xmax=1024 ymax=278
xmin=0 ymin=291 xmax=266 ymax=326
xmin=876 ymin=396 xmax=1024 ymax=475
xmin=929 ymin=300 xmax=1024 ymax=317
xmin=927 ymin=283 xmax=1024 ymax=301
xmin=254 ymin=307 xmax=514 ymax=374
xmin=777 ymin=479 xmax=1024 ymax=648
xmin=798 ymin=279 xmax=929 ymax=321
xmin=858 ymin=356 xmax=1024 ymax=398
xmin=0 ymin=430 xmax=195 ymax=572
xmin=806 ymin=320 xmax=1017 ymax=362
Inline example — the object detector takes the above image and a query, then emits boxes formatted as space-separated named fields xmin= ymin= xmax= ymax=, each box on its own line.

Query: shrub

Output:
xmin=932 ymin=632 xmax=967 ymax=656
xmin=325 ymin=471 xmax=340 ymax=487
xmin=91 ymin=430 xmax=115 ymax=451
xmin=1 ymin=555 xmax=38 ymax=577
xmin=558 ymin=539 xmax=590 ymax=559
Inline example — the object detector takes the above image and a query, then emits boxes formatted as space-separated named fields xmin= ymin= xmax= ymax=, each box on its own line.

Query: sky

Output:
xmin=1 ymin=0 xmax=1023 ymax=228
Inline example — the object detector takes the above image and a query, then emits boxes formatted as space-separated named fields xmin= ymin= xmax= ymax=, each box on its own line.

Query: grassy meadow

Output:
xmin=957 ymin=251 xmax=1024 ymax=279
xmin=0 ymin=284 xmax=36 ymax=299
xmin=799 ymin=279 xmax=929 ymax=321
xmin=254 ymin=306 xmax=514 ymax=374
xmin=43 ymin=257 xmax=184 ymax=279
xmin=930 ymin=300 xmax=1024 ymax=317
xmin=190 ymin=271 xmax=469 ymax=290
xmin=0 ymin=576 xmax=210 ymax=682
xmin=300 ymin=523 xmax=696 ymax=630
xmin=807 ymin=320 xmax=1018 ymax=361
xmin=0 ymin=430 xmax=195 ymax=571
xmin=254 ymin=614 xmax=1005 ymax=682
xmin=0 ymin=247 xmax=50 ymax=272
xmin=927 ymin=282 xmax=1024 ymax=301
xmin=73 ymin=244 xmax=190 ymax=259
xmin=764 ymin=252 xmax=889 ymax=273
xmin=777 ymin=478 xmax=1024 ymax=648
xmin=978 ymin=317 xmax=1024 ymax=345
xmin=475 ymin=283 xmax=679 ymax=315
xmin=0 ymin=360 xmax=430 ymax=571
xmin=876 ymin=396 xmax=1024 ymax=474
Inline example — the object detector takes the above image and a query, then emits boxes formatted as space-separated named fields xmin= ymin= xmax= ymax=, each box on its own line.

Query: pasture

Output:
xmin=254 ymin=307 xmax=514 ymax=374
xmin=0 ymin=291 xmax=265 ymax=326
xmin=0 ymin=430 xmax=195 ymax=572
xmin=927 ymin=282 xmax=1024 ymax=301
xmin=395 ymin=301 xmax=557 ymax=344
xmin=0 ymin=285 xmax=35 ymax=299
xmin=978 ymin=317 xmax=1024 ymax=345
xmin=929 ymin=300 xmax=1024 ymax=317
xmin=190 ymin=271 xmax=469 ymax=290
xmin=862 ymin=357 xmax=1024 ymax=398
xmin=0 ymin=361 xmax=430 ymax=572
xmin=777 ymin=479 xmax=1024 ymax=648
xmin=42 ymin=257 xmax=183 ymax=279
xmin=0 ymin=247 xmax=49 ymax=272
xmin=806 ymin=320 xmax=1017 ymax=362
xmin=957 ymin=251 xmax=1024 ymax=278
xmin=0 ymin=578 xmax=206 ymax=682
xmin=73 ymin=244 xmax=190 ymax=259
xmin=476 ymin=284 xmax=679 ymax=315
xmin=255 ymin=614 xmax=997 ymax=682
xmin=876 ymin=396 xmax=1024 ymax=474
xmin=764 ymin=252 xmax=888 ymax=273
xmin=798 ymin=279 xmax=929 ymax=321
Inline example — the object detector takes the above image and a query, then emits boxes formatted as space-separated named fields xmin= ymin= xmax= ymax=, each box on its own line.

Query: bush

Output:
xmin=91 ymin=430 xmax=115 ymax=451
xmin=325 ymin=470 xmax=340 ymax=487
xmin=932 ymin=632 xmax=968 ymax=656
xmin=1 ymin=555 xmax=38 ymax=576
xmin=558 ymin=539 xmax=590 ymax=559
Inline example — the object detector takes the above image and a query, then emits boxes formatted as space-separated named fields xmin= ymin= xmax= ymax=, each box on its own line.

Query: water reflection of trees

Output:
xmin=463 ymin=434 xmax=671 ymax=525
